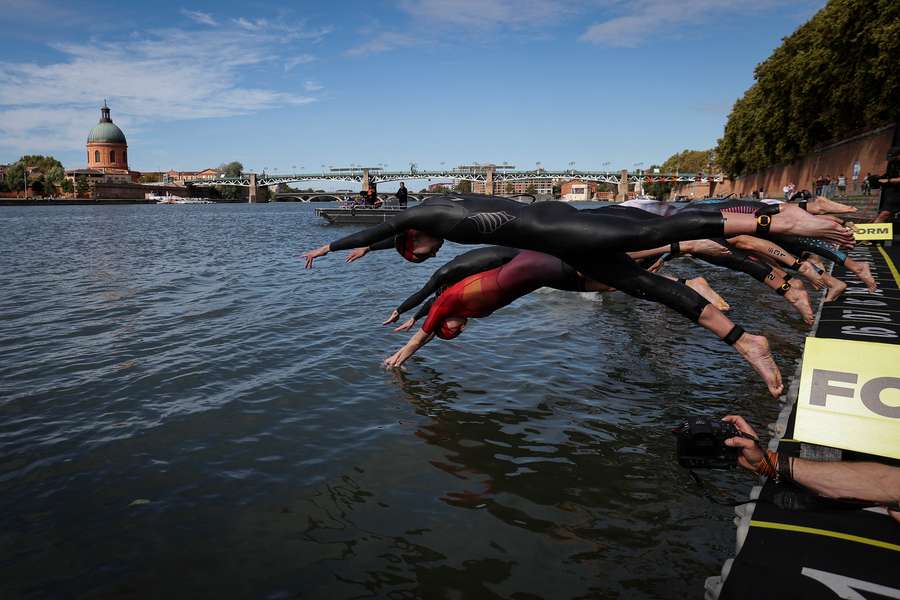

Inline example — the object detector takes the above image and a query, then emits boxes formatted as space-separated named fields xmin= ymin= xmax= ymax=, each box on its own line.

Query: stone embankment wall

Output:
xmin=675 ymin=124 xmax=895 ymax=199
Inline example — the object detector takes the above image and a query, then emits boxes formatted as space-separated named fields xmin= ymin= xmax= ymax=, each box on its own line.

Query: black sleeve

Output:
xmin=369 ymin=237 xmax=396 ymax=252
xmin=328 ymin=203 xmax=460 ymax=251
xmin=413 ymin=297 xmax=436 ymax=322
xmin=396 ymin=247 xmax=519 ymax=315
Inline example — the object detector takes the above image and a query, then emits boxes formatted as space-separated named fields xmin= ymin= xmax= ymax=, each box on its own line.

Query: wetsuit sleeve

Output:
xmin=329 ymin=203 xmax=462 ymax=251
xmin=329 ymin=222 xmax=397 ymax=252
xmin=413 ymin=297 xmax=436 ymax=322
xmin=369 ymin=237 xmax=396 ymax=251
xmin=396 ymin=247 xmax=519 ymax=315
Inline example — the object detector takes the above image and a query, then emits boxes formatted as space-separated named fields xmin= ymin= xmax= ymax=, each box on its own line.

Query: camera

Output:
xmin=673 ymin=417 xmax=741 ymax=469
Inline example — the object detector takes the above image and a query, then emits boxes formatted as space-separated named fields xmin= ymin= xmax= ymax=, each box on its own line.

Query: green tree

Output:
xmin=215 ymin=161 xmax=245 ymax=200
xmin=4 ymin=162 xmax=27 ymax=192
xmin=717 ymin=0 xmax=900 ymax=175
xmin=525 ymin=185 xmax=537 ymax=195
xmin=660 ymin=149 xmax=715 ymax=174
xmin=75 ymin=175 xmax=89 ymax=198
xmin=4 ymin=155 xmax=65 ymax=193
xmin=455 ymin=180 xmax=472 ymax=193
xmin=505 ymin=182 xmax=515 ymax=193
xmin=61 ymin=178 xmax=74 ymax=194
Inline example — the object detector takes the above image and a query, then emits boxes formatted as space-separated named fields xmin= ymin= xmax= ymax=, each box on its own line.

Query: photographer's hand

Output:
xmin=723 ymin=415 xmax=766 ymax=473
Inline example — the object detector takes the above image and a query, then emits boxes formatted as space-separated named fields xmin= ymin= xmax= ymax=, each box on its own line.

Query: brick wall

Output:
xmin=715 ymin=124 xmax=895 ymax=198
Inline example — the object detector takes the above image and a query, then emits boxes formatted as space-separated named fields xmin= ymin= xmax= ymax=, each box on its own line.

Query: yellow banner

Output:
xmin=853 ymin=222 xmax=893 ymax=240
xmin=795 ymin=337 xmax=900 ymax=459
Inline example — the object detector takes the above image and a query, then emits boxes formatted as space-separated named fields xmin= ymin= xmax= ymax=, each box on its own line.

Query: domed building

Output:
xmin=66 ymin=102 xmax=140 ymax=193
xmin=87 ymin=101 xmax=130 ymax=172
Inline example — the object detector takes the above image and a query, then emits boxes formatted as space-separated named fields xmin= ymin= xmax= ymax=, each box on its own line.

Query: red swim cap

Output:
xmin=436 ymin=320 xmax=462 ymax=340
xmin=395 ymin=230 xmax=428 ymax=263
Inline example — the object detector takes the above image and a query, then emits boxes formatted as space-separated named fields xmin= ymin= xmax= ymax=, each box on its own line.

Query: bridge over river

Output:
xmin=186 ymin=167 xmax=724 ymax=203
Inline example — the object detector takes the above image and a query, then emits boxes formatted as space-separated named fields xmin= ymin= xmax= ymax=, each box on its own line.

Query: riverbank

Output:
xmin=707 ymin=242 xmax=900 ymax=599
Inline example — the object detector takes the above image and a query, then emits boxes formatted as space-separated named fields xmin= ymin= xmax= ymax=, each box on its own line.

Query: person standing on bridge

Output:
xmin=396 ymin=182 xmax=408 ymax=209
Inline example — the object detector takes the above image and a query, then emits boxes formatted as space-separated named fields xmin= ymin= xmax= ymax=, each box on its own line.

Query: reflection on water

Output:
xmin=0 ymin=203 xmax=809 ymax=598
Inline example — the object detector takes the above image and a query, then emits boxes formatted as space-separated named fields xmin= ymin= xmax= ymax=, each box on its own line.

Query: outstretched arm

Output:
xmin=384 ymin=328 xmax=435 ymax=368
xmin=389 ymin=247 xmax=519 ymax=323
xmin=345 ymin=237 xmax=397 ymax=264
xmin=724 ymin=415 xmax=900 ymax=521
xmin=302 ymin=203 xmax=457 ymax=268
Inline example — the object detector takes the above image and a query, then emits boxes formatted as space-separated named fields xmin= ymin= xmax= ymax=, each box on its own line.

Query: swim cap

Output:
xmin=395 ymin=230 xmax=428 ymax=263
xmin=436 ymin=320 xmax=462 ymax=340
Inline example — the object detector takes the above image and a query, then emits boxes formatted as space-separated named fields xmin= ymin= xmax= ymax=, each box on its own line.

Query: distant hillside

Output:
xmin=717 ymin=0 xmax=900 ymax=175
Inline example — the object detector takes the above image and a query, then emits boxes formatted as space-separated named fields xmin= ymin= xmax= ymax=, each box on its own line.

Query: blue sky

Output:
xmin=0 ymin=0 xmax=825 ymax=175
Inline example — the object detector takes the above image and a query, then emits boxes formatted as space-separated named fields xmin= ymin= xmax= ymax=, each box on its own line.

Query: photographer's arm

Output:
xmin=724 ymin=415 xmax=900 ymax=521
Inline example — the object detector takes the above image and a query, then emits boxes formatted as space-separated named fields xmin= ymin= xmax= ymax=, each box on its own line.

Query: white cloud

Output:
xmin=0 ymin=19 xmax=328 ymax=154
xmin=285 ymin=54 xmax=316 ymax=71
xmin=304 ymin=81 xmax=323 ymax=92
xmin=398 ymin=0 xmax=571 ymax=28
xmin=345 ymin=32 xmax=417 ymax=57
xmin=580 ymin=0 xmax=790 ymax=47
xmin=181 ymin=9 xmax=218 ymax=27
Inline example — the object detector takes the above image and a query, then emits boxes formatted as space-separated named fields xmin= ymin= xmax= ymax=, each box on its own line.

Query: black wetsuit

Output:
xmin=592 ymin=204 xmax=776 ymax=284
xmin=329 ymin=195 xmax=727 ymax=289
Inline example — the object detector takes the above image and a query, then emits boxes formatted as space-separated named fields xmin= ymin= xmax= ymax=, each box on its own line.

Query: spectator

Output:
xmin=837 ymin=174 xmax=847 ymax=196
xmin=874 ymin=148 xmax=900 ymax=223
xmin=863 ymin=172 xmax=872 ymax=196
xmin=396 ymin=181 xmax=408 ymax=209
xmin=783 ymin=183 xmax=791 ymax=200
xmin=723 ymin=415 xmax=900 ymax=523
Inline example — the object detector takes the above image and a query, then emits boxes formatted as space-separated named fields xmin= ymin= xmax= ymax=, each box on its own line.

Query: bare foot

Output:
xmin=823 ymin=275 xmax=848 ymax=302
xmin=734 ymin=333 xmax=784 ymax=398
xmin=845 ymin=258 xmax=878 ymax=293
xmin=798 ymin=261 xmax=826 ymax=289
xmin=776 ymin=206 xmax=855 ymax=247
xmin=805 ymin=254 xmax=826 ymax=271
xmin=808 ymin=196 xmax=857 ymax=215
xmin=687 ymin=277 xmax=730 ymax=311
xmin=782 ymin=279 xmax=814 ymax=325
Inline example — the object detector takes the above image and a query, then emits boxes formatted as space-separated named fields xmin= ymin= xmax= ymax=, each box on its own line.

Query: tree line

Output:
xmin=717 ymin=0 xmax=900 ymax=176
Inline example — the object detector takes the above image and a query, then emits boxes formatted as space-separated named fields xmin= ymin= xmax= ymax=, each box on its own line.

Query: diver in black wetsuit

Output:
xmin=303 ymin=195 xmax=853 ymax=274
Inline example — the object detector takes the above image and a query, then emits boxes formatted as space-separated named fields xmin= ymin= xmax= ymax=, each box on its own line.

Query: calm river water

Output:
xmin=0 ymin=202 xmax=809 ymax=599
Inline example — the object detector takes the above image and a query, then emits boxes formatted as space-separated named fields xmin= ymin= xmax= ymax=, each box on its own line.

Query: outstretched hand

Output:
xmin=393 ymin=318 xmax=415 ymax=332
xmin=383 ymin=310 xmax=400 ymax=325
xmin=722 ymin=415 xmax=765 ymax=473
xmin=384 ymin=348 xmax=407 ymax=368
xmin=301 ymin=244 xmax=330 ymax=269
xmin=346 ymin=247 xmax=368 ymax=263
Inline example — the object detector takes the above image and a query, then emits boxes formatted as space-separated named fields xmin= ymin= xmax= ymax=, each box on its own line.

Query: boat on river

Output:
xmin=315 ymin=202 xmax=407 ymax=225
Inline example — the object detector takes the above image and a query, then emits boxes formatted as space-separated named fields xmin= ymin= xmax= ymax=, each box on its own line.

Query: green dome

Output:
xmin=87 ymin=121 xmax=126 ymax=144
xmin=87 ymin=102 xmax=127 ymax=144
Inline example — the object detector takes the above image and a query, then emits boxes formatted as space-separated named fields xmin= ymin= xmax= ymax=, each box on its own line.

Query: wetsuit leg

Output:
xmin=580 ymin=252 xmax=710 ymax=322
xmin=770 ymin=235 xmax=848 ymax=265
xmin=515 ymin=205 xmax=727 ymax=255
xmin=697 ymin=245 xmax=773 ymax=283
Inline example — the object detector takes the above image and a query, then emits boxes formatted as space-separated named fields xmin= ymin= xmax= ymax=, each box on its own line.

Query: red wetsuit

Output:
xmin=421 ymin=250 xmax=579 ymax=335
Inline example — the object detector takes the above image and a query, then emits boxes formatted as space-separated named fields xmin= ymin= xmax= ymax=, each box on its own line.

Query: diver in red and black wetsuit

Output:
xmin=382 ymin=249 xmax=785 ymax=398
